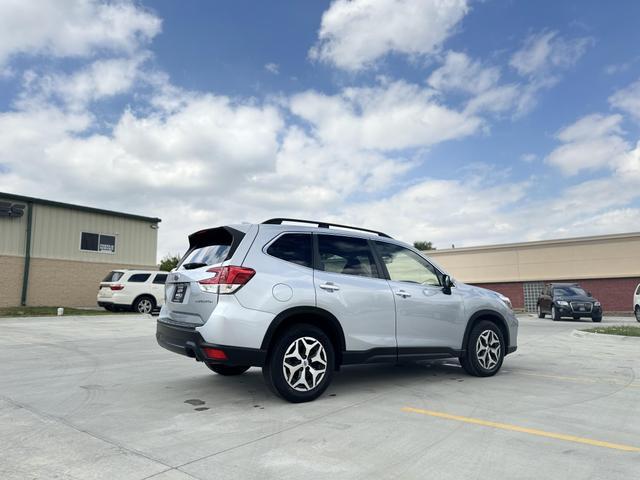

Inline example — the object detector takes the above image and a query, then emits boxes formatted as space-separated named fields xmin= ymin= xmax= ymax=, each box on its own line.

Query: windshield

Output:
xmin=102 ymin=271 xmax=124 ymax=282
xmin=553 ymin=286 xmax=587 ymax=297
xmin=180 ymin=245 xmax=231 ymax=269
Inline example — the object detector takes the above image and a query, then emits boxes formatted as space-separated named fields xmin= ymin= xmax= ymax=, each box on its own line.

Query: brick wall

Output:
xmin=26 ymin=258 xmax=157 ymax=307
xmin=0 ymin=255 xmax=26 ymax=307
xmin=473 ymin=277 xmax=640 ymax=312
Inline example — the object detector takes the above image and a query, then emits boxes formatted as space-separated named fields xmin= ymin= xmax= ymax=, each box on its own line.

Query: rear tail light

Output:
xmin=202 ymin=347 xmax=228 ymax=360
xmin=198 ymin=266 xmax=256 ymax=294
xmin=110 ymin=284 xmax=124 ymax=291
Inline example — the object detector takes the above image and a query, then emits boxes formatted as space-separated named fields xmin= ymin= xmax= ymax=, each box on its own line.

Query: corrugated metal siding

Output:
xmin=30 ymin=204 xmax=157 ymax=265
xmin=0 ymin=196 xmax=27 ymax=256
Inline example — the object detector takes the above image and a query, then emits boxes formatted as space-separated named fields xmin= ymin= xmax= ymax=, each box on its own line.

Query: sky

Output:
xmin=0 ymin=0 xmax=639 ymax=259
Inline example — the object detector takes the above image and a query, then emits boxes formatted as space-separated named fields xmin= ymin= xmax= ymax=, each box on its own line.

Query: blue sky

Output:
xmin=0 ymin=0 xmax=639 ymax=257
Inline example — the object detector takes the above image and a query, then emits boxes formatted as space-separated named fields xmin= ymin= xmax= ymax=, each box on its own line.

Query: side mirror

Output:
xmin=442 ymin=275 xmax=454 ymax=295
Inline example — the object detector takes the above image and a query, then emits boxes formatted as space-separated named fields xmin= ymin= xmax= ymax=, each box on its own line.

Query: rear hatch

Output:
xmin=160 ymin=225 xmax=251 ymax=326
xmin=98 ymin=270 xmax=125 ymax=299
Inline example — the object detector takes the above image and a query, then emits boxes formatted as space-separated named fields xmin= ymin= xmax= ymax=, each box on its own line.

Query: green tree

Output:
xmin=159 ymin=254 xmax=181 ymax=272
xmin=413 ymin=241 xmax=435 ymax=251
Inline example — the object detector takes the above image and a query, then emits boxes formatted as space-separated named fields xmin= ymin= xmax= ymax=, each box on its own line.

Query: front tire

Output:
xmin=537 ymin=304 xmax=545 ymax=319
xmin=206 ymin=364 xmax=250 ymax=376
xmin=133 ymin=295 xmax=155 ymax=314
xmin=263 ymin=324 xmax=334 ymax=403
xmin=460 ymin=320 xmax=505 ymax=377
xmin=552 ymin=306 xmax=561 ymax=321
xmin=635 ymin=306 xmax=640 ymax=322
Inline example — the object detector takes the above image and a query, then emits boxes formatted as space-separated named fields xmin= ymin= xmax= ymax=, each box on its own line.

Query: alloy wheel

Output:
xmin=137 ymin=298 xmax=153 ymax=314
xmin=476 ymin=330 xmax=501 ymax=370
xmin=282 ymin=336 xmax=327 ymax=392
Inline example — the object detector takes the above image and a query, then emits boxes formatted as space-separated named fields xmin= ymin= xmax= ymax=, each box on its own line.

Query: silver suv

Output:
xmin=157 ymin=219 xmax=518 ymax=403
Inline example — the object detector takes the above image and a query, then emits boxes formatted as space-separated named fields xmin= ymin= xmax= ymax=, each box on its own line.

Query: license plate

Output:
xmin=172 ymin=283 xmax=187 ymax=303
xmin=578 ymin=307 xmax=585 ymax=311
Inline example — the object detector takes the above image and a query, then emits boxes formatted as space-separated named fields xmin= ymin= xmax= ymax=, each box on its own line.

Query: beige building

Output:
xmin=0 ymin=192 xmax=160 ymax=307
xmin=426 ymin=232 xmax=640 ymax=312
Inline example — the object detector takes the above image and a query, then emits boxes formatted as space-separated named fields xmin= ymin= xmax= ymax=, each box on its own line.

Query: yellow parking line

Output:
xmin=402 ymin=407 xmax=640 ymax=452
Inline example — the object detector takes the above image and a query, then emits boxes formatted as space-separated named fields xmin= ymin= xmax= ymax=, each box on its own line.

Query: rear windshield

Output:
xmin=179 ymin=227 xmax=244 ymax=270
xmin=102 ymin=271 xmax=124 ymax=282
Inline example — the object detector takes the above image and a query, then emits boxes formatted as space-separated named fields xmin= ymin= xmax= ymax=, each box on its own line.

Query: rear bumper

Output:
xmin=156 ymin=320 xmax=266 ymax=367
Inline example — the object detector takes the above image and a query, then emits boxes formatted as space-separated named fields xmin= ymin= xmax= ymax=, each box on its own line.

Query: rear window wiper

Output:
xmin=182 ymin=262 xmax=208 ymax=270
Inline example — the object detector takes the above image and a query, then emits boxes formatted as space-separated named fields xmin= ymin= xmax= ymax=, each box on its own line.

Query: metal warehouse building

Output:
xmin=0 ymin=192 xmax=160 ymax=308
xmin=427 ymin=232 xmax=640 ymax=313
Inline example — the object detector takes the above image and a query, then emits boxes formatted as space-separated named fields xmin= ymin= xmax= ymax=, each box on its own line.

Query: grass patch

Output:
xmin=583 ymin=326 xmax=640 ymax=337
xmin=0 ymin=306 xmax=118 ymax=318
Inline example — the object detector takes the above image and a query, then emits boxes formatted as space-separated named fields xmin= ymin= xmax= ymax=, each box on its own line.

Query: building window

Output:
xmin=523 ymin=281 xmax=545 ymax=312
xmin=80 ymin=232 xmax=116 ymax=254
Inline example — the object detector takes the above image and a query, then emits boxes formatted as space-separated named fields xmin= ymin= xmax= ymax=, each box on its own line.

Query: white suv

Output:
xmin=98 ymin=270 xmax=167 ymax=314
xmin=157 ymin=219 xmax=518 ymax=403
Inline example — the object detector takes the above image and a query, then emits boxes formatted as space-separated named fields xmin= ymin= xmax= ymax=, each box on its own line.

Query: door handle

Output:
xmin=395 ymin=290 xmax=411 ymax=298
xmin=319 ymin=282 xmax=340 ymax=292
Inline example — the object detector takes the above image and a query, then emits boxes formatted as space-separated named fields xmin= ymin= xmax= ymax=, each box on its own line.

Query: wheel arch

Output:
xmin=261 ymin=306 xmax=346 ymax=367
xmin=462 ymin=309 xmax=510 ymax=351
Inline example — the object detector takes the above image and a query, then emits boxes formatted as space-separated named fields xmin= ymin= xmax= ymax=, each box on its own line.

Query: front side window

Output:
xmin=128 ymin=273 xmax=151 ymax=283
xmin=267 ymin=233 xmax=312 ymax=267
xmin=317 ymin=235 xmax=379 ymax=278
xmin=374 ymin=241 xmax=441 ymax=286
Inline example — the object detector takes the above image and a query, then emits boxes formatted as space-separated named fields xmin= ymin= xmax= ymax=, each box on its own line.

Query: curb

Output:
xmin=572 ymin=329 xmax=640 ymax=342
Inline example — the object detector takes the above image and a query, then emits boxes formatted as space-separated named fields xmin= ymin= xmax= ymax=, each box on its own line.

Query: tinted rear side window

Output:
xmin=153 ymin=274 xmax=168 ymax=284
xmin=267 ymin=233 xmax=312 ymax=267
xmin=102 ymin=271 xmax=124 ymax=282
xmin=128 ymin=274 xmax=151 ymax=283
xmin=317 ymin=235 xmax=379 ymax=278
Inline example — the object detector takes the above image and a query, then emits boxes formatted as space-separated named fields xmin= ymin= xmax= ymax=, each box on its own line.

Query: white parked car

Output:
xmin=98 ymin=270 xmax=167 ymax=314
xmin=634 ymin=283 xmax=640 ymax=322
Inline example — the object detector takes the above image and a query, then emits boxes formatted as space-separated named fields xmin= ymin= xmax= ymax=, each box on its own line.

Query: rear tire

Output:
xmin=592 ymin=316 xmax=602 ymax=323
xmin=635 ymin=306 xmax=640 ymax=322
xmin=552 ymin=306 xmax=561 ymax=321
xmin=537 ymin=304 xmax=545 ymax=319
xmin=263 ymin=324 xmax=334 ymax=403
xmin=460 ymin=320 xmax=505 ymax=377
xmin=104 ymin=305 xmax=115 ymax=312
xmin=206 ymin=364 xmax=250 ymax=376
xmin=133 ymin=295 xmax=155 ymax=314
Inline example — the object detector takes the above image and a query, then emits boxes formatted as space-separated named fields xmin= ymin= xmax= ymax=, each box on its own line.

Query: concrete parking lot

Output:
xmin=1 ymin=314 xmax=638 ymax=480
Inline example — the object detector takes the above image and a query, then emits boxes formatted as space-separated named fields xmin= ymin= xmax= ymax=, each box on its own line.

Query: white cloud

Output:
xmin=609 ymin=78 xmax=640 ymax=122
xmin=309 ymin=0 xmax=469 ymax=71
xmin=264 ymin=63 xmax=279 ymax=75
xmin=546 ymin=114 xmax=629 ymax=175
xmin=21 ymin=55 xmax=148 ymax=109
xmin=520 ymin=153 xmax=537 ymax=163
xmin=290 ymin=80 xmax=482 ymax=151
xmin=510 ymin=31 xmax=591 ymax=79
xmin=428 ymin=51 xmax=500 ymax=95
xmin=0 ymin=0 xmax=160 ymax=66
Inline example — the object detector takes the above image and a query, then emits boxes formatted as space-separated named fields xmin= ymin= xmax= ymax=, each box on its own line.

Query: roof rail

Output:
xmin=262 ymin=218 xmax=391 ymax=238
